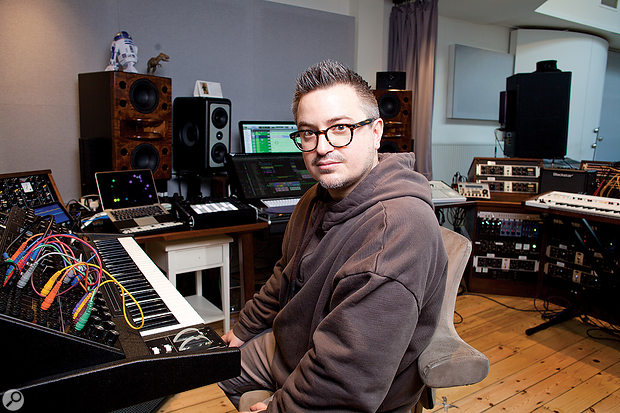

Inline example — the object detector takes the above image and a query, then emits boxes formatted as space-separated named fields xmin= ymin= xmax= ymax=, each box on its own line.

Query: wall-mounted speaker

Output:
xmin=372 ymin=89 xmax=413 ymax=152
xmin=77 ymin=71 xmax=172 ymax=182
xmin=172 ymin=97 xmax=231 ymax=175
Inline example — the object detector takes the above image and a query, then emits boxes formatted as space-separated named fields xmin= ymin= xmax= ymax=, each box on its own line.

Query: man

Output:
xmin=219 ymin=60 xmax=447 ymax=412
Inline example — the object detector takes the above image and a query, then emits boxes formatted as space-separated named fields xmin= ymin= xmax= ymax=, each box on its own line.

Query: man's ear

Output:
xmin=373 ymin=118 xmax=384 ymax=150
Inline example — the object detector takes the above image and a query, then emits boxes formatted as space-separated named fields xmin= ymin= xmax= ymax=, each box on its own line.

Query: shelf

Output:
xmin=184 ymin=295 xmax=224 ymax=325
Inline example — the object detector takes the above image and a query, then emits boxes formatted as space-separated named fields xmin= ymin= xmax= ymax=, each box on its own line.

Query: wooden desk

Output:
xmin=135 ymin=222 xmax=269 ymax=304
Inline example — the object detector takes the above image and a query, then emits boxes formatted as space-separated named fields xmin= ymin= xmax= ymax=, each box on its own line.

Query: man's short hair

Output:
xmin=292 ymin=60 xmax=379 ymax=122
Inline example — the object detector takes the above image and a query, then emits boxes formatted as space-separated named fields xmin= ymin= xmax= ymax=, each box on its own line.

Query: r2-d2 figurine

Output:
xmin=105 ymin=31 xmax=138 ymax=73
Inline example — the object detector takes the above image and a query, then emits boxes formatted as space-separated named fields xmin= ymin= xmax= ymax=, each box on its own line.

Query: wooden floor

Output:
xmin=157 ymin=294 xmax=620 ymax=413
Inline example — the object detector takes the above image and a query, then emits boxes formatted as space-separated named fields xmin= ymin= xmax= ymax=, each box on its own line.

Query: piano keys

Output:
xmin=1 ymin=230 xmax=240 ymax=411
xmin=93 ymin=236 xmax=204 ymax=336
xmin=525 ymin=191 xmax=620 ymax=223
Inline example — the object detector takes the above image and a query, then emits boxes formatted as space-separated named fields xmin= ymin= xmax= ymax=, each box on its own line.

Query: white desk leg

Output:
xmin=168 ymin=269 xmax=177 ymax=288
xmin=195 ymin=270 xmax=203 ymax=296
xmin=222 ymin=244 xmax=230 ymax=332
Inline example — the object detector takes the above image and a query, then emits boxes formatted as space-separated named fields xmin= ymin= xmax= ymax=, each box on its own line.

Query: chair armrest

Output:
xmin=418 ymin=327 xmax=489 ymax=389
xmin=239 ymin=390 xmax=274 ymax=412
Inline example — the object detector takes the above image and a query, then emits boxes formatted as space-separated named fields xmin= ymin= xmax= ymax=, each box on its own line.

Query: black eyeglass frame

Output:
xmin=289 ymin=118 xmax=376 ymax=152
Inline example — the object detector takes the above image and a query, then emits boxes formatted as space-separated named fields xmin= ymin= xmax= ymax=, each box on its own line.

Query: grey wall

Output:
xmin=0 ymin=0 xmax=354 ymax=201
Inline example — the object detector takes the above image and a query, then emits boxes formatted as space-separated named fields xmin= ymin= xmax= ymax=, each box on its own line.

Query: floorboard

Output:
xmin=157 ymin=294 xmax=620 ymax=413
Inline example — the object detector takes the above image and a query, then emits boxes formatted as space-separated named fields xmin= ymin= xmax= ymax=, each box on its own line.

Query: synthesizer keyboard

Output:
xmin=429 ymin=180 xmax=467 ymax=205
xmin=93 ymin=236 xmax=204 ymax=337
xmin=525 ymin=191 xmax=620 ymax=221
xmin=0 ymin=207 xmax=240 ymax=410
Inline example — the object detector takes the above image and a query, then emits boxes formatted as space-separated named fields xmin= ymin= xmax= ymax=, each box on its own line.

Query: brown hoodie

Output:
xmin=233 ymin=152 xmax=448 ymax=412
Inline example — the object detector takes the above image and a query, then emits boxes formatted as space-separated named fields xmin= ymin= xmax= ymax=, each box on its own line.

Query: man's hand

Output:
xmin=239 ymin=401 xmax=267 ymax=413
xmin=221 ymin=329 xmax=245 ymax=347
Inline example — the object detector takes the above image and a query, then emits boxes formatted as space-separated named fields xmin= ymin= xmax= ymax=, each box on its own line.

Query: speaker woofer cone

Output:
xmin=211 ymin=142 xmax=227 ymax=165
xmin=131 ymin=143 xmax=160 ymax=171
xmin=211 ymin=107 xmax=229 ymax=129
xmin=181 ymin=123 xmax=199 ymax=147
xmin=130 ymin=78 xmax=159 ymax=114
xmin=377 ymin=93 xmax=401 ymax=119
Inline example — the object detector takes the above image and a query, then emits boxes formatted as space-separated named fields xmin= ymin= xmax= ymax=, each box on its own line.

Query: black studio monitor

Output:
xmin=376 ymin=71 xmax=406 ymax=90
xmin=500 ymin=60 xmax=571 ymax=159
xmin=172 ymin=97 xmax=231 ymax=175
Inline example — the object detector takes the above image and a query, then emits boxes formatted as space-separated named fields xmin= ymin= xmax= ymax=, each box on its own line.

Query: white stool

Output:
xmin=145 ymin=235 xmax=233 ymax=332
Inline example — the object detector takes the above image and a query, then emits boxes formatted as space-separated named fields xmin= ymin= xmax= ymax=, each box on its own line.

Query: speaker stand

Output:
xmin=182 ymin=174 xmax=202 ymax=202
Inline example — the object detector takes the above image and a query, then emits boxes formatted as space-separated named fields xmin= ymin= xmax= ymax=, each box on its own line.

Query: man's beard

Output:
xmin=312 ymin=151 xmax=375 ymax=191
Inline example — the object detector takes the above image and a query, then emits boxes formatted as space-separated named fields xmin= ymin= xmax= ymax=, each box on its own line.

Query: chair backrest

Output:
xmin=439 ymin=226 xmax=472 ymax=325
xmin=417 ymin=227 xmax=489 ymax=389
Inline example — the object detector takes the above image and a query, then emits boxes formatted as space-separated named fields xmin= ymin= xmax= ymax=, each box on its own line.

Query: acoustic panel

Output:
xmin=447 ymin=44 xmax=514 ymax=121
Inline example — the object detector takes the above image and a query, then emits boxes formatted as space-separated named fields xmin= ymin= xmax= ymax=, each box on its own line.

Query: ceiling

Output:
xmin=438 ymin=0 xmax=620 ymax=51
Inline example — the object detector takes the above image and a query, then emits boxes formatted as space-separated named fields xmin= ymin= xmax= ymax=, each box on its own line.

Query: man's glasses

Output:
xmin=289 ymin=118 xmax=375 ymax=152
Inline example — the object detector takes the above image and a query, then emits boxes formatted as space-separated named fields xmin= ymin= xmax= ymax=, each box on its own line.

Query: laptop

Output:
xmin=238 ymin=121 xmax=298 ymax=154
xmin=95 ymin=169 xmax=186 ymax=235
xmin=225 ymin=153 xmax=315 ymax=215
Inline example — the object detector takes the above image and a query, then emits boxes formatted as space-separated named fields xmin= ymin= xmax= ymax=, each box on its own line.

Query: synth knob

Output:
xmin=104 ymin=329 xmax=120 ymax=346
xmin=102 ymin=320 xmax=116 ymax=330
xmin=100 ymin=310 xmax=113 ymax=321
xmin=89 ymin=324 xmax=106 ymax=341
xmin=89 ymin=314 xmax=102 ymax=326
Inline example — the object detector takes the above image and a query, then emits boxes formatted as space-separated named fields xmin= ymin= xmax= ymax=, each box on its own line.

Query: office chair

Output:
xmin=238 ymin=227 xmax=489 ymax=413
xmin=413 ymin=226 xmax=489 ymax=412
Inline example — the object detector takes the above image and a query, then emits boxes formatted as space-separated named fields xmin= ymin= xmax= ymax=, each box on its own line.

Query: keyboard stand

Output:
xmin=525 ymin=216 xmax=608 ymax=336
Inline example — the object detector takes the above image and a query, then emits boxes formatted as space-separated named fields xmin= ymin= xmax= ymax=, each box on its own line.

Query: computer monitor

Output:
xmin=239 ymin=121 xmax=299 ymax=154
xmin=225 ymin=153 xmax=315 ymax=203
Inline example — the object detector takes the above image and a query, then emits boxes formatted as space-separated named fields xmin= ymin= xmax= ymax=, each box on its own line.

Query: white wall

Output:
xmin=431 ymin=16 xmax=512 ymax=183
xmin=432 ymin=17 xmax=512 ymax=146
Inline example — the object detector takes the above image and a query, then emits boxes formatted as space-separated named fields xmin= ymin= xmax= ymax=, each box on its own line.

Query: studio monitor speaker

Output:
xmin=172 ymin=97 xmax=231 ymax=175
xmin=77 ymin=71 xmax=172 ymax=180
xmin=372 ymin=89 xmax=412 ymax=152
xmin=502 ymin=69 xmax=571 ymax=159
xmin=376 ymin=71 xmax=406 ymax=90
